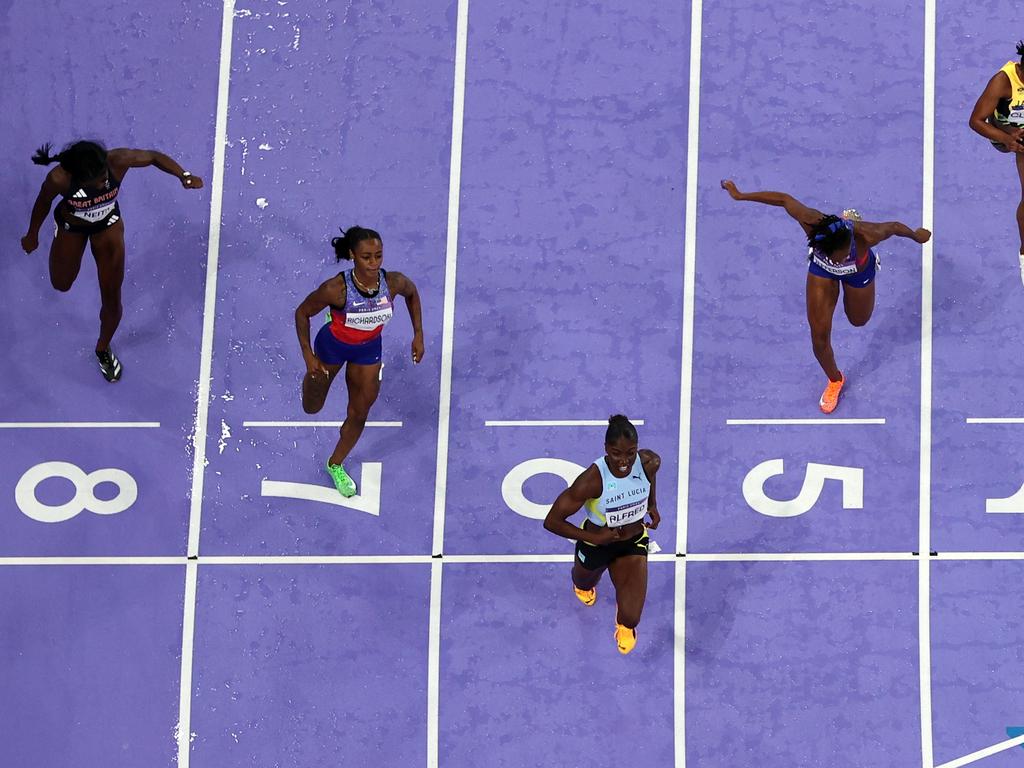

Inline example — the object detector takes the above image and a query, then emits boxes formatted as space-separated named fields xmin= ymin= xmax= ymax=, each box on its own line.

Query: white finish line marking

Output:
xmin=965 ymin=417 xmax=1024 ymax=424
xmin=726 ymin=418 xmax=885 ymax=426
xmin=485 ymin=419 xmax=645 ymax=427
xmin=0 ymin=422 xmax=161 ymax=428
xmin=8 ymin=552 xmax=1024 ymax=566
xmin=243 ymin=421 xmax=402 ymax=428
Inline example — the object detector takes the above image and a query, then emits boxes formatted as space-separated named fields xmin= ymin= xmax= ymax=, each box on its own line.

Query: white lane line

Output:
xmin=726 ymin=418 xmax=885 ymax=426
xmin=426 ymin=559 xmax=443 ymax=768
xmin=676 ymin=1 xmax=703 ymax=764
xmin=0 ymin=557 xmax=185 ymax=566
xmin=933 ymin=551 xmax=1024 ymax=560
xmin=187 ymin=0 xmax=235 ymax=560
xmin=176 ymin=560 xmax=199 ymax=768
xmin=934 ymin=734 xmax=1024 ymax=768
xmin=919 ymin=1 xmax=937 ymax=765
xmin=243 ymin=420 xmax=402 ymax=428
xmin=179 ymin=4 xmax=235 ymax=768
xmin=0 ymin=422 xmax=161 ymax=428
xmin=427 ymin=1 xmax=469 ymax=765
xmin=685 ymin=552 xmax=917 ymax=562
xmin=965 ymin=418 xmax=1024 ymax=424
xmin=674 ymin=560 xmax=687 ymax=768
xmin=431 ymin=0 xmax=469 ymax=560
xmin=484 ymin=419 xmax=646 ymax=427
xmin=444 ymin=553 xmax=676 ymax=564
xmin=8 ymin=551 xmax=1024 ymax=567
xmin=201 ymin=555 xmax=431 ymax=565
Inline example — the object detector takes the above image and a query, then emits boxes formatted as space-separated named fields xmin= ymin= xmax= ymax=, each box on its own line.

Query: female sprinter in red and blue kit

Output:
xmin=294 ymin=226 xmax=424 ymax=497
xmin=721 ymin=180 xmax=930 ymax=414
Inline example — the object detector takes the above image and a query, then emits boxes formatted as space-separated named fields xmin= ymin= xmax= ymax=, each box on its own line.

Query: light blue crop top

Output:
xmin=584 ymin=455 xmax=650 ymax=528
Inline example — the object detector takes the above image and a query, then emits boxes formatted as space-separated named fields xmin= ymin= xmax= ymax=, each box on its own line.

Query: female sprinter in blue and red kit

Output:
xmin=721 ymin=180 xmax=930 ymax=414
xmin=294 ymin=226 xmax=424 ymax=497
xmin=21 ymin=140 xmax=203 ymax=381
xmin=544 ymin=416 xmax=661 ymax=655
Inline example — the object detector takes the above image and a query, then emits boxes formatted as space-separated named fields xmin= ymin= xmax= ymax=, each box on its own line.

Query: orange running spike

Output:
xmin=574 ymin=586 xmax=596 ymax=606
xmin=819 ymin=374 xmax=845 ymax=414
xmin=614 ymin=623 xmax=637 ymax=655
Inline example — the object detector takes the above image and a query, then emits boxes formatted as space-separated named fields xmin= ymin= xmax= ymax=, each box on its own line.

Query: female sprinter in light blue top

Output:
xmin=543 ymin=415 xmax=661 ymax=655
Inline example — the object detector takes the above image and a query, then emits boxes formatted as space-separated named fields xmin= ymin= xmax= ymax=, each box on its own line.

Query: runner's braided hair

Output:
xmin=331 ymin=225 xmax=382 ymax=262
xmin=605 ymin=414 xmax=638 ymax=444
xmin=32 ymin=140 xmax=107 ymax=180
xmin=807 ymin=214 xmax=852 ymax=254
xmin=1017 ymin=40 xmax=1024 ymax=63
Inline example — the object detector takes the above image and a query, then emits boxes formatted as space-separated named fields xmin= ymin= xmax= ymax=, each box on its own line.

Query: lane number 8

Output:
xmin=15 ymin=461 xmax=138 ymax=523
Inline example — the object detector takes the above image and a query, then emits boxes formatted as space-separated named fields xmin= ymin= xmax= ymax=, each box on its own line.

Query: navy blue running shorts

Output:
xmin=313 ymin=324 xmax=383 ymax=366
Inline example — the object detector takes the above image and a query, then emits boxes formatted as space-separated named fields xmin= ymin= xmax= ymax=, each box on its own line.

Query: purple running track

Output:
xmin=0 ymin=0 xmax=1023 ymax=766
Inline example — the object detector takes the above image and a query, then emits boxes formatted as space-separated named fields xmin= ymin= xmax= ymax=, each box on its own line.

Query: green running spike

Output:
xmin=326 ymin=462 xmax=357 ymax=498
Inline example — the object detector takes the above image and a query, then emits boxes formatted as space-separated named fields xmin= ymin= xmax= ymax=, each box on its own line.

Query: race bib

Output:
xmin=344 ymin=306 xmax=393 ymax=330
xmin=810 ymin=251 xmax=857 ymax=276
xmin=605 ymin=498 xmax=648 ymax=527
xmin=73 ymin=201 xmax=116 ymax=223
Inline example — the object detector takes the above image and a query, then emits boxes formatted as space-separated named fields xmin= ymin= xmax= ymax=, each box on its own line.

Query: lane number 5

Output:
xmin=742 ymin=459 xmax=863 ymax=518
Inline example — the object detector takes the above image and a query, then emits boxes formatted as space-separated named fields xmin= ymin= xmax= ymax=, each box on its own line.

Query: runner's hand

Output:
xmin=913 ymin=228 xmax=932 ymax=244
xmin=1005 ymin=127 xmax=1024 ymax=151
xmin=304 ymin=353 xmax=329 ymax=377
xmin=181 ymin=174 xmax=205 ymax=189
xmin=20 ymin=233 xmax=38 ymax=254
xmin=587 ymin=526 xmax=622 ymax=546
xmin=720 ymin=179 xmax=742 ymax=199
xmin=411 ymin=332 xmax=424 ymax=364
xmin=646 ymin=507 xmax=661 ymax=530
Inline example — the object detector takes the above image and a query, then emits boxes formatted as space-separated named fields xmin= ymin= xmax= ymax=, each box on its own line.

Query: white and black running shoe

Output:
xmin=96 ymin=348 xmax=123 ymax=382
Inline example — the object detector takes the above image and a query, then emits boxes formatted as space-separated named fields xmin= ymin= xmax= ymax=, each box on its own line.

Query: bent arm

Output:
xmin=388 ymin=271 xmax=423 ymax=336
xmin=969 ymin=72 xmax=1018 ymax=145
xmin=24 ymin=172 xmax=63 ymax=237
xmin=294 ymin=278 xmax=342 ymax=361
xmin=108 ymin=148 xmax=191 ymax=181
xmin=543 ymin=468 xmax=605 ymax=545
xmin=640 ymin=449 xmax=661 ymax=512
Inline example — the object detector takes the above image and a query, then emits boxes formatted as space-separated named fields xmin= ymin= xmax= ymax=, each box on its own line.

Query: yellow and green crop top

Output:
xmin=993 ymin=61 xmax=1024 ymax=127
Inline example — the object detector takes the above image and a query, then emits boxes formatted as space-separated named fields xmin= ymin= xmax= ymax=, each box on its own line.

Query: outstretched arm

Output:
xmin=969 ymin=72 xmax=1024 ymax=151
xmin=107 ymin=148 xmax=205 ymax=188
xmin=21 ymin=171 xmax=64 ymax=253
xmin=386 ymin=271 xmax=424 ymax=364
xmin=857 ymin=220 xmax=931 ymax=248
xmin=720 ymin=179 xmax=824 ymax=234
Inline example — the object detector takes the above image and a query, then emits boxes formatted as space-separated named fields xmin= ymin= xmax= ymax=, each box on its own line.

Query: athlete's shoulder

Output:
xmin=318 ymin=273 xmax=347 ymax=303
xmin=639 ymin=449 xmax=661 ymax=476
xmin=44 ymin=165 xmax=71 ymax=193
xmin=988 ymin=67 xmax=1014 ymax=93
xmin=385 ymin=269 xmax=416 ymax=296
xmin=571 ymin=463 xmax=604 ymax=497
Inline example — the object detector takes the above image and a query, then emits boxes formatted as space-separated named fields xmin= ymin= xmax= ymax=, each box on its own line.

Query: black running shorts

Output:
xmin=574 ymin=520 xmax=649 ymax=572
